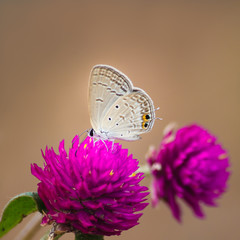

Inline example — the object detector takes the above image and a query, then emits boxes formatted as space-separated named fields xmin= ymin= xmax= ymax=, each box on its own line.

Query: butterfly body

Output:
xmin=88 ymin=65 xmax=156 ymax=141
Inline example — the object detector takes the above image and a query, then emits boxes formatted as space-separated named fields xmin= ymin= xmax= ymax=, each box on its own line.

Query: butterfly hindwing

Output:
xmin=100 ymin=88 xmax=155 ymax=140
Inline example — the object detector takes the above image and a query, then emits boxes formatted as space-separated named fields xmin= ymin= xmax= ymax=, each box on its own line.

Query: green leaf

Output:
xmin=75 ymin=232 xmax=104 ymax=240
xmin=0 ymin=192 xmax=46 ymax=238
xmin=24 ymin=192 xmax=47 ymax=213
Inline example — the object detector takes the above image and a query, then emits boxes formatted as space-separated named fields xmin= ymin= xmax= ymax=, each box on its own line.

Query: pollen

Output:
xmin=110 ymin=170 xmax=114 ymax=176
xmin=84 ymin=144 xmax=87 ymax=149
xmin=130 ymin=173 xmax=136 ymax=177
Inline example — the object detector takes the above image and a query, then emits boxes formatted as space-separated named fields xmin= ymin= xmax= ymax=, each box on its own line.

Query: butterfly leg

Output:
xmin=111 ymin=140 xmax=114 ymax=152
xmin=101 ymin=139 xmax=109 ymax=151
xmin=93 ymin=137 xmax=97 ymax=147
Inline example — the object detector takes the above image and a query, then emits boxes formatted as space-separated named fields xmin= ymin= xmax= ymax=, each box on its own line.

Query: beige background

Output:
xmin=0 ymin=1 xmax=239 ymax=240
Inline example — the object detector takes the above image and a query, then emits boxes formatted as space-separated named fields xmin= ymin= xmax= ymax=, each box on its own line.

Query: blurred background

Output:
xmin=0 ymin=1 xmax=239 ymax=240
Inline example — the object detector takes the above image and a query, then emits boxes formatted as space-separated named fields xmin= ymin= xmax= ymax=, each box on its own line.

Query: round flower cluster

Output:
xmin=147 ymin=124 xmax=230 ymax=221
xmin=32 ymin=136 xmax=149 ymax=236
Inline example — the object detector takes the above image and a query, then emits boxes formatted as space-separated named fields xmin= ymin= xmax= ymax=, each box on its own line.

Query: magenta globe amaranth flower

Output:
xmin=31 ymin=136 xmax=149 ymax=236
xmin=147 ymin=124 xmax=230 ymax=221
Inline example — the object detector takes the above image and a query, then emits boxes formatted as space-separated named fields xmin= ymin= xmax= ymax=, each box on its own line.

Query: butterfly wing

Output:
xmin=100 ymin=88 xmax=156 ymax=141
xmin=88 ymin=65 xmax=133 ymax=133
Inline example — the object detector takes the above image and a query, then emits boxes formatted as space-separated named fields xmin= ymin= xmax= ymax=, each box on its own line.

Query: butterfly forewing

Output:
xmin=88 ymin=65 xmax=133 ymax=132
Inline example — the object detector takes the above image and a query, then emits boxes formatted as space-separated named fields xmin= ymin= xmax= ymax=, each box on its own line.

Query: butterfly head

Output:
xmin=89 ymin=128 xmax=95 ymax=137
xmin=88 ymin=128 xmax=110 ymax=141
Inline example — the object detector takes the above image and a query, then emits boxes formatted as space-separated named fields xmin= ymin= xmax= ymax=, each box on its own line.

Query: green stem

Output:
xmin=40 ymin=229 xmax=64 ymax=240
xmin=75 ymin=232 xmax=103 ymax=240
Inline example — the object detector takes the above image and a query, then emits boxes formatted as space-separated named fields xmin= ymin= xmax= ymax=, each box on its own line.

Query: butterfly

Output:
xmin=88 ymin=65 xmax=158 ymax=142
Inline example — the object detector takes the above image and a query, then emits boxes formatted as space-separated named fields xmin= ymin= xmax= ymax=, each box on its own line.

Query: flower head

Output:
xmin=147 ymin=124 xmax=230 ymax=221
xmin=31 ymin=136 xmax=149 ymax=236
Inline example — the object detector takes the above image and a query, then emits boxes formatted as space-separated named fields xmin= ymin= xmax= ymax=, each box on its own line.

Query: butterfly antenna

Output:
xmin=154 ymin=107 xmax=160 ymax=111
xmin=72 ymin=129 xmax=91 ymax=146
xmin=73 ymin=129 xmax=91 ymax=156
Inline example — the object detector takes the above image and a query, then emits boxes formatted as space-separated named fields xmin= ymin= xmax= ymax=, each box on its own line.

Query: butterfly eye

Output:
xmin=89 ymin=129 xmax=94 ymax=137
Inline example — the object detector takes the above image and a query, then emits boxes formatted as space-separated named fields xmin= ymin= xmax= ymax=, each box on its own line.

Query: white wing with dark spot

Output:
xmin=88 ymin=65 xmax=156 ymax=141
